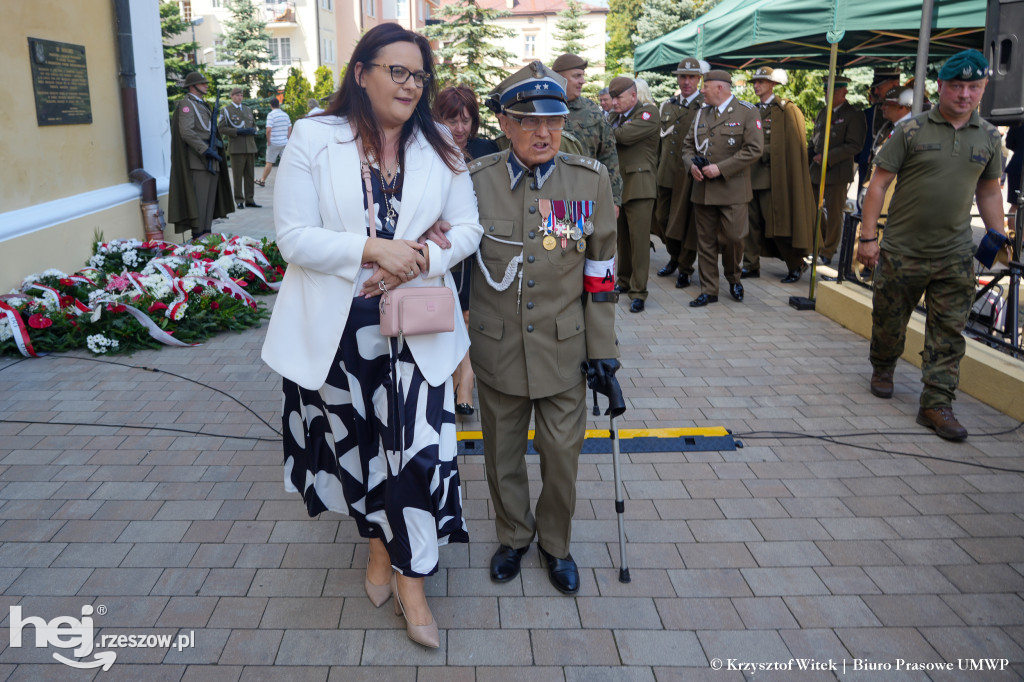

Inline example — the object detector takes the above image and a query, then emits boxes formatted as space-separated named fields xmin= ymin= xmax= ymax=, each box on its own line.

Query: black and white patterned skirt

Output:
xmin=281 ymin=296 xmax=468 ymax=577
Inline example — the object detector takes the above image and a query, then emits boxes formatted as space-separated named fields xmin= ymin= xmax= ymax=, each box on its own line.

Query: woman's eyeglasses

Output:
xmin=368 ymin=62 xmax=431 ymax=88
xmin=507 ymin=115 xmax=567 ymax=132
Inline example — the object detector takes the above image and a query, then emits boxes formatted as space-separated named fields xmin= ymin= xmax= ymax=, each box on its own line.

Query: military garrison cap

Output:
xmin=485 ymin=61 xmax=569 ymax=116
xmin=183 ymin=72 xmax=208 ymax=88
xmin=938 ymin=49 xmax=989 ymax=81
xmin=608 ymin=76 xmax=635 ymax=98
xmin=750 ymin=66 xmax=788 ymax=85
xmin=551 ymin=53 xmax=588 ymax=73
xmin=672 ymin=57 xmax=703 ymax=75
xmin=704 ymin=69 xmax=732 ymax=84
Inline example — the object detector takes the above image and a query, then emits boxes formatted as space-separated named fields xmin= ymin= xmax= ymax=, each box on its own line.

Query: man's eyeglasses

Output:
xmin=368 ymin=62 xmax=431 ymax=88
xmin=507 ymin=115 xmax=567 ymax=132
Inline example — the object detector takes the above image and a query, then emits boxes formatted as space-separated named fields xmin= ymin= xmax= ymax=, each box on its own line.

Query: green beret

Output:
xmin=938 ymin=49 xmax=988 ymax=81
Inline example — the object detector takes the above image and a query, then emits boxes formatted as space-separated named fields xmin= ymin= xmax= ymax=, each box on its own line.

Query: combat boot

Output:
xmin=916 ymin=407 xmax=968 ymax=442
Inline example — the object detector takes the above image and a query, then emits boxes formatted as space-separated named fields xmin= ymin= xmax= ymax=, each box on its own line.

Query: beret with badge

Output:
xmin=485 ymin=61 xmax=569 ymax=116
xmin=608 ymin=76 xmax=636 ymax=98
xmin=938 ymin=49 xmax=989 ymax=81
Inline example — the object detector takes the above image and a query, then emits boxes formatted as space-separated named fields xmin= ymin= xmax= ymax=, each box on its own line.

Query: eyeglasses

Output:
xmin=367 ymin=62 xmax=431 ymax=88
xmin=507 ymin=115 xmax=567 ymax=132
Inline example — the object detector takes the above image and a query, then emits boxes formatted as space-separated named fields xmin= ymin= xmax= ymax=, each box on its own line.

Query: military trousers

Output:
xmin=231 ymin=152 xmax=256 ymax=203
xmin=694 ymin=202 xmax=748 ymax=297
xmin=813 ymin=182 xmax=848 ymax=260
xmin=654 ymin=185 xmax=697 ymax=274
xmin=869 ymin=250 xmax=975 ymax=409
xmin=189 ymin=169 xmax=219 ymax=238
xmin=745 ymin=189 xmax=805 ymax=273
xmin=616 ymin=197 xmax=654 ymax=300
xmin=478 ymin=378 xmax=586 ymax=558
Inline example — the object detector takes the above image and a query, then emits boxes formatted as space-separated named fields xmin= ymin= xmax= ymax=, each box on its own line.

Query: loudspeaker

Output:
xmin=982 ymin=0 xmax=1024 ymax=124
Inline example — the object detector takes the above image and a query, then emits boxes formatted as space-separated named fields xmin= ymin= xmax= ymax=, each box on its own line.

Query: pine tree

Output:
xmin=633 ymin=0 xmax=718 ymax=101
xmin=606 ymin=0 xmax=644 ymax=75
xmin=160 ymin=1 xmax=196 ymax=102
xmin=312 ymin=65 xmax=336 ymax=103
xmin=282 ymin=67 xmax=314 ymax=121
xmin=421 ymin=0 xmax=516 ymax=97
xmin=553 ymin=0 xmax=589 ymax=56
xmin=221 ymin=0 xmax=275 ymax=96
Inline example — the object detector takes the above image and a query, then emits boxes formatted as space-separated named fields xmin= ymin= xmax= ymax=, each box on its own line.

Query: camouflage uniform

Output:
xmin=565 ymin=96 xmax=623 ymax=206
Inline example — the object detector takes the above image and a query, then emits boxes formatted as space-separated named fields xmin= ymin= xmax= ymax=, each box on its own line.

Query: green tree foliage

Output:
xmin=312 ymin=64 xmax=336 ymax=103
xmin=160 ymin=1 xmax=196 ymax=102
xmin=282 ymin=67 xmax=315 ymax=121
xmin=606 ymin=0 xmax=644 ymax=75
xmin=633 ymin=0 xmax=718 ymax=101
xmin=553 ymin=0 xmax=589 ymax=56
xmin=221 ymin=0 xmax=275 ymax=96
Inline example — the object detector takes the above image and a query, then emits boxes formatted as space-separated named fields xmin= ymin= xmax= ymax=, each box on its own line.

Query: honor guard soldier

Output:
xmin=808 ymin=75 xmax=867 ymax=265
xmin=858 ymin=49 xmax=1008 ymax=442
xmin=470 ymin=61 xmax=621 ymax=595
xmin=168 ymin=72 xmax=234 ymax=239
xmin=218 ymin=86 xmax=262 ymax=210
xmin=743 ymin=67 xmax=816 ymax=284
xmin=681 ymin=69 xmax=763 ymax=306
xmin=609 ymin=76 xmax=660 ymax=312
xmin=551 ymin=53 xmax=624 ymax=207
xmin=654 ymin=57 xmax=704 ymax=289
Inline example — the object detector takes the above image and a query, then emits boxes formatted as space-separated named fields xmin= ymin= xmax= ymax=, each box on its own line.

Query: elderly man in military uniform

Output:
xmin=681 ymin=70 xmax=763 ymax=307
xmin=742 ymin=67 xmax=815 ymax=284
xmin=808 ymin=76 xmax=867 ymax=265
xmin=609 ymin=76 xmax=660 ymax=313
xmin=217 ymin=86 xmax=261 ymax=210
xmin=654 ymin=57 xmax=704 ymax=289
xmin=858 ymin=50 xmax=1008 ymax=442
xmin=468 ymin=62 xmax=620 ymax=595
xmin=168 ymin=72 xmax=233 ymax=239
xmin=551 ymin=53 xmax=623 ymax=208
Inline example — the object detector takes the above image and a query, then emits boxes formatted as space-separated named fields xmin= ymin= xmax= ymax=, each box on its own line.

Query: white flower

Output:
xmin=42 ymin=268 xmax=68 ymax=279
xmin=213 ymin=256 xmax=235 ymax=272
xmin=22 ymin=273 xmax=40 ymax=284
xmin=86 ymin=334 xmax=119 ymax=354
xmin=88 ymin=254 xmax=106 ymax=268
xmin=4 ymin=296 xmax=27 ymax=308
xmin=0 ymin=318 xmax=11 ymax=342
xmin=122 ymin=249 xmax=140 ymax=268
xmin=87 ymin=290 xmax=107 ymax=305
xmin=170 ymin=302 xmax=188 ymax=321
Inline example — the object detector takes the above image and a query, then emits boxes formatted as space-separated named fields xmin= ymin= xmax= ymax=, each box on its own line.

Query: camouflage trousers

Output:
xmin=869 ymin=250 xmax=975 ymax=408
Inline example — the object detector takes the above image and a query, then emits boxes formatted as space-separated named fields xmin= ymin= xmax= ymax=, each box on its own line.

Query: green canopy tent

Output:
xmin=635 ymin=0 xmax=985 ymax=72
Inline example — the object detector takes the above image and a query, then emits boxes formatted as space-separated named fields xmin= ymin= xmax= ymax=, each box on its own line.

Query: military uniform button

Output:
xmin=527 ymin=255 xmax=535 ymax=263
xmin=488 ymin=225 xmax=494 ymax=232
xmin=576 ymin=324 xmax=581 ymax=330
xmin=526 ymin=301 xmax=534 ymax=309
xmin=528 ymin=231 xmax=535 ymax=239
xmin=527 ymin=280 xmax=535 ymax=287
xmin=478 ymin=324 xmax=484 ymax=330
xmin=529 ymin=206 xmax=536 ymax=214
xmin=527 ymin=324 xmax=534 ymax=332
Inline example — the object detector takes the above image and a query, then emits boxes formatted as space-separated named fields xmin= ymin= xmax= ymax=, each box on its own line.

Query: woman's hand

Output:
xmin=360 ymin=268 xmax=403 ymax=298
xmin=363 ymin=238 xmax=427 ymax=278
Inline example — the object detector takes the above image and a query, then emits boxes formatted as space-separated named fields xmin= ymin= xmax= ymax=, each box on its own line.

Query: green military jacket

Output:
xmin=809 ymin=101 xmax=867 ymax=186
xmin=218 ymin=103 xmax=258 ymax=155
xmin=566 ymin=95 xmax=623 ymax=205
xmin=681 ymin=95 xmax=764 ymax=206
xmin=612 ymin=102 xmax=660 ymax=202
xmin=468 ymin=150 xmax=619 ymax=399
xmin=657 ymin=93 xmax=703 ymax=188
xmin=175 ymin=93 xmax=221 ymax=171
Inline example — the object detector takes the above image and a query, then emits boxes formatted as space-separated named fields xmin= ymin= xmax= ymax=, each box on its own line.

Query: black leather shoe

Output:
xmin=615 ymin=284 xmax=628 ymax=295
xmin=730 ymin=283 xmax=744 ymax=302
xmin=689 ymin=293 xmax=718 ymax=307
xmin=629 ymin=299 xmax=645 ymax=313
xmin=538 ymin=546 xmax=579 ymax=595
xmin=820 ymin=256 xmax=832 ymax=266
xmin=740 ymin=268 xmax=760 ymax=279
xmin=245 ymin=202 xmax=263 ymax=208
xmin=455 ymin=403 xmax=474 ymax=416
xmin=656 ymin=261 xmax=678 ymax=277
xmin=236 ymin=202 xmax=245 ymax=209
xmin=780 ymin=270 xmax=802 ymax=284
xmin=490 ymin=544 xmax=529 ymax=583
xmin=675 ymin=272 xmax=690 ymax=288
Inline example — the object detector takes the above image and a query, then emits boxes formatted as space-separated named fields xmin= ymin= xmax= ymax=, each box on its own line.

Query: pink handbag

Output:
xmin=357 ymin=141 xmax=455 ymax=339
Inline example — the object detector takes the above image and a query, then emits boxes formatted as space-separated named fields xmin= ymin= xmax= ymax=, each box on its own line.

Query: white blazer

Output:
xmin=261 ymin=116 xmax=483 ymax=390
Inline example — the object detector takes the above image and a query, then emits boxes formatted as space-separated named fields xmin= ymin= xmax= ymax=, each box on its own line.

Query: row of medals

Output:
xmin=538 ymin=199 xmax=594 ymax=253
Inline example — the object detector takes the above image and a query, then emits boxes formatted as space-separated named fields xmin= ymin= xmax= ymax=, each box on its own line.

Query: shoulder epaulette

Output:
xmin=468 ymin=152 xmax=504 ymax=174
xmin=558 ymin=154 xmax=602 ymax=173
xmin=737 ymin=100 xmax=756 ymax=109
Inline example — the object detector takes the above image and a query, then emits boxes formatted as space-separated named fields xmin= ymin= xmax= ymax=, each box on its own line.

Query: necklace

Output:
xmin=376 ymin=165 xmax=400 ymax=229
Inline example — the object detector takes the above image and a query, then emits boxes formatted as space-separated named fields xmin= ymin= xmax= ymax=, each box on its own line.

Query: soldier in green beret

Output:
xmin=858 ymin=49 xmax=1010 ymax=441
xmin=468 ymin=61 xmax=621 ymax=595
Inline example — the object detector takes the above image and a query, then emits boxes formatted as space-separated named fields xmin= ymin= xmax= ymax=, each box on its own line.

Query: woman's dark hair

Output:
xmin=324 ymin=23 xmax=461 ymax=173
xmin=434 ymin=86 xmax=481 ymax=141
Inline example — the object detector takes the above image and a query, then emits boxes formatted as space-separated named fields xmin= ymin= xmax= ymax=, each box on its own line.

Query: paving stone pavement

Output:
xmin=1 ymin=176 xmax=1023 ymax=680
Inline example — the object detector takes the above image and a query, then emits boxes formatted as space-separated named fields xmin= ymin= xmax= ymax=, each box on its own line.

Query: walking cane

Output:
xmin=584 ymin=363 xmax=629 ymax=583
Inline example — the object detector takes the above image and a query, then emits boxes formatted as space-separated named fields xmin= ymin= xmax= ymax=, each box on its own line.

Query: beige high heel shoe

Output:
xmin=364 ymin=557 xmax=392 ymax=608
xmin=391 ymin=572 xmax=439 ymax=648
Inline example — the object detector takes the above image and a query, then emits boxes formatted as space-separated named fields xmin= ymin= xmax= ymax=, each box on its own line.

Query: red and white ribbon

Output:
xmin=0 ymin=299 xmax=40 ymax=357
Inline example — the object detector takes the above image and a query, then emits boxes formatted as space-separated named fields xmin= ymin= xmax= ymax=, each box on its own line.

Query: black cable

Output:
xmin=0 ymin=418 xmax=279 ymax=442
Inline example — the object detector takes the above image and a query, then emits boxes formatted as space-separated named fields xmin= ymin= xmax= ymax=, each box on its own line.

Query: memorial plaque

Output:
xmin=28 ymin=37 xmax=93 ymax=126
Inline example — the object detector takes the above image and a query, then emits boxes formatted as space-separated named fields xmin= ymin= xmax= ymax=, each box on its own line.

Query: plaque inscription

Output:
xmin=29 ymin=37 xmax=93 ymax=126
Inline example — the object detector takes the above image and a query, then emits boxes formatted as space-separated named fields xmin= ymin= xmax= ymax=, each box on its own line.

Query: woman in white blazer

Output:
xmin=261 ymin=24 xmax=482 ymax=649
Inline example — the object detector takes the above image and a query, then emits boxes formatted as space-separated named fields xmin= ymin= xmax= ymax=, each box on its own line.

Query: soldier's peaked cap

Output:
xmin=751 ymin=66 xmax=788 ymax=85
xmin=183 ymin=72 xmax=208 ymax=87
xmin=486 ymin=61 xmax=569 ymax=116
xmin=551 ymin=53 xmax=588 ymax=73
xmin=672 ymin=57 xmax=703 ymax=75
